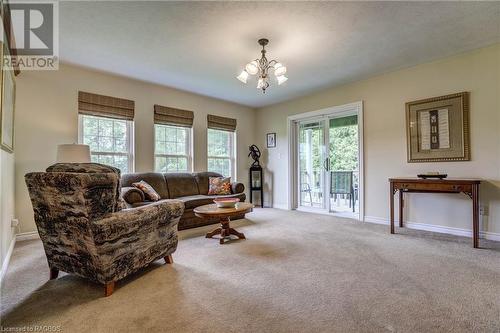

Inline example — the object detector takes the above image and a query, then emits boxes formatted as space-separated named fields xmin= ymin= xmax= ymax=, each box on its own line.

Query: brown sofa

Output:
xmin=121 ymin=172 xmax=246 ymax=230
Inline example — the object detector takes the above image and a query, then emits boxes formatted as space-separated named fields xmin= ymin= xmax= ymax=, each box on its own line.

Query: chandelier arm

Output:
xmin=268 ymin=59 xmax=278 ymax=67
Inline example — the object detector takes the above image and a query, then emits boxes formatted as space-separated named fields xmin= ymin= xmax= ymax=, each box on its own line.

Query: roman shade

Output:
xmin=154 ymin=105 xmax=194 ymax=127
xmin=207 ymin=114 xmax=237 ymax=132
xmin=78 ymin=91 xmax=135 ymax=121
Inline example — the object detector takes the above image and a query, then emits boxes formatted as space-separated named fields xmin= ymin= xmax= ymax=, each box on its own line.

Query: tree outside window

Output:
xmin=155 ymin=124 xmax=192 ymax=172
xmin=207 ymin=128 xmax=235 ymax=178
xmin=80 ymin=115 xmax=134 ymax=173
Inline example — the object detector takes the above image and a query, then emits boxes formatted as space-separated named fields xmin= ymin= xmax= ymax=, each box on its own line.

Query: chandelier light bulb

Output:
xmin=274 ymin=63 xmax=287 ymax=76
xmin=245 ymin=61 xmax=259 ymax=75
xmin=257 ymin=77 xmax=265 ymax=89
xmin=277 ymin=75 xmax=288 ymax=85
xmin=237 ymin=70 xmax=249 ymax=83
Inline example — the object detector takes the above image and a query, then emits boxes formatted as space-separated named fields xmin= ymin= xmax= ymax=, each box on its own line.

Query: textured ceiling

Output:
xmin=60 ymin=1 xmax=500 ymax=107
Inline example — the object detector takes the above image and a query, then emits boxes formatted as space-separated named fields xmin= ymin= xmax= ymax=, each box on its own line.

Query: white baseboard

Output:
xmin=0 ymin=236 xmax=16 ymax=286
xmin=0 ymin=231 xmax=40 ymax=285
xmin=16 ymin=231 xmax=39 ymax=241
xmin=364 ymin=216 xmax=500 ymax=242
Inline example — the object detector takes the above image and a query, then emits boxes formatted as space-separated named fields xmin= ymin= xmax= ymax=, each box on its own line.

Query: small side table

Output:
xmin=194 ymin=203 xmax=254 ymax=244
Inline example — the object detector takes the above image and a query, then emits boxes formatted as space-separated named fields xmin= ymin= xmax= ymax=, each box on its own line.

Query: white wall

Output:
xmin=1 ymin=150 xmax=15 ymax=275
xmin=15 ymin=63 xmax=256 ymax=234
xmin=256 ymin=44 xmax=500 ymax=234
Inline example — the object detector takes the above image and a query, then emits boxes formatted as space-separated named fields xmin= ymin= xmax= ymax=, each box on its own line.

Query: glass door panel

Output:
xmin=328 ymin=115 xmax=359 ymax=214
xmin=298 ymin=120 xmax=326 ymax=209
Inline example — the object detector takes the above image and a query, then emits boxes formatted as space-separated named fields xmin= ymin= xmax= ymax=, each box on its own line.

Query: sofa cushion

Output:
xmin=232 ymin=182 xmax=245 ymax=194
xmin=164 ymin=173 xmax=199 ymax=198
xmin=122 ymin=173 xmax=169 ymax=199
xmin=133 ymin=180 xmax=161 ymax=201
xmin=208 ymin=177 xmax=232 ymax=195
xmin=193 ymin=172 xmax=223 ymax=195
xmin=178 ymin=193 xmax=245 ymax=209
xmin=121 ymin=186 xmax=145 ymax=204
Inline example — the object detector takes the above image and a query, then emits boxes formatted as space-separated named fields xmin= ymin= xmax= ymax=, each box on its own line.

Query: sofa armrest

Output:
xmin=231 ymin=182 xmax=245 ymax=194
xmin=91 ymin=200 xmax=184 ymax=244
xmin=121 ymin=186 xmax=145 ymax=205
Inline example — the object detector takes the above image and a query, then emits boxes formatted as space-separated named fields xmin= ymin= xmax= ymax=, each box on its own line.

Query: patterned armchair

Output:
xmin=25 ymin=163 xmax=184 ymax=296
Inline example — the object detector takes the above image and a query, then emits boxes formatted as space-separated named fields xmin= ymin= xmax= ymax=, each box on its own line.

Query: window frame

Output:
xmin=78 ymin=114 xmax=135 ymax=173
xmin=154 ymin=123 xmax=193 ymax=173
xmin=207 ymin=128 xmax=236 ymax=179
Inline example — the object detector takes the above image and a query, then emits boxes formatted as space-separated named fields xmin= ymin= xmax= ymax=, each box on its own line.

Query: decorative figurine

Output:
xmin=248 ymin=145 xmax=261 ymax=167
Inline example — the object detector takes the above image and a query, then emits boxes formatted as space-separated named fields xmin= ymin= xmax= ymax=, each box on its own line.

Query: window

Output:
xmin=207 ymin=128 xmax=235 ymax=178
xmin=79 ymin=115 xmax=134 ymax=173
xmin=155 ymin=124 xmax=192 ymax=172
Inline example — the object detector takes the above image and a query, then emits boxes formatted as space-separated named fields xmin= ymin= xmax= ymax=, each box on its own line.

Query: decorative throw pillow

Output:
xmin=132 ymin=180 xmax=161 ymax=201
xmin=208 ymin=177 xmax=232 ymax=195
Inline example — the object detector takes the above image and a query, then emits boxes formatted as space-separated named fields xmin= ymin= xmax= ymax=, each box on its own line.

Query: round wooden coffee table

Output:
xmin=194 ymin=202 xmax=254 ymax=244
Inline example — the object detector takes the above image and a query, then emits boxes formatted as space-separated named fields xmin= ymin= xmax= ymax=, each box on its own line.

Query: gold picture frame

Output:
xmin=406 ymin=92 xmax=470 ymax=163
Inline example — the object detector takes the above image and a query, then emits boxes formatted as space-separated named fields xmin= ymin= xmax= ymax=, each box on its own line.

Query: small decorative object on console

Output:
xmin=417 ymin=172 xmax=448 ymax=179
xmin=248 ymin=144 xmax=261 ymax=167
xmin=213 ymin=197 xmax=240 ymax=208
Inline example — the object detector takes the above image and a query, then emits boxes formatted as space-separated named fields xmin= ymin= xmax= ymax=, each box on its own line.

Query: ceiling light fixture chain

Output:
xmin=237 ymin=38 xmax=288 ymax=93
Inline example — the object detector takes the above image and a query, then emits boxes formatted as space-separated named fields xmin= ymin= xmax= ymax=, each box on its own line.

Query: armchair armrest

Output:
xmin=231 ymin=182 xmax=245 ymax=194
xmin=121 ymin=186 xmax=145 ymax=205
xmin=91 ymin=200 xmax=184 ymax=244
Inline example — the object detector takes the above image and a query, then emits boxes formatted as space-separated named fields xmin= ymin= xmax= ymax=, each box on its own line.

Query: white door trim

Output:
xmin=287 ymin=101 xmax=364 ymax=221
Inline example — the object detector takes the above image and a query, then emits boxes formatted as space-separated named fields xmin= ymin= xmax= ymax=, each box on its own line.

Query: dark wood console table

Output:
xmin=389 ymin=178 xmax=481 ymax=248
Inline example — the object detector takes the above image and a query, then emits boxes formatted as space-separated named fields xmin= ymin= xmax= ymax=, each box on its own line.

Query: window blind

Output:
xmin=78 ymin=91 xmax=135 ymax=121
xmin=154 ymin=104 xmax=194 ymax=127
xmin=207 ymin=114 xmax=237 ymax=132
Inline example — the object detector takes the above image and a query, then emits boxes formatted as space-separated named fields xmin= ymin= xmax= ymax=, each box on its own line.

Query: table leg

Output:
xmin=399 ymin=189 xmax=404 ymax=228
xmin=229 ymin=228 xmax=246 ymax=239
xmin=206 ymin=227 xmax=222 ymax=238
xmin=219 ymin=217 xmax=230 ymax=244
xmin=472 ymin=184 xmax=479 ymax=248
xmin=206 ymin=217 xmax=246 ymax=244
xmin=390 ymin=183 xmax=395 ymax=234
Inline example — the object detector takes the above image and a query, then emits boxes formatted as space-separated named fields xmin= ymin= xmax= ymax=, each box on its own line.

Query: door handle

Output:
xmin=323 ymin=158 xmax=330 ymax=171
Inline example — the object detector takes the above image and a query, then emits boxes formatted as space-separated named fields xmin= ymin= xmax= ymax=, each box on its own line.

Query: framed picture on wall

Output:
xmin=266 ymin=133 xmax=276 ymax=148
xmin=406 ymin=92 xmax=470 ymax=163
xmin=0 ymin=32 xmax=15 ymax=153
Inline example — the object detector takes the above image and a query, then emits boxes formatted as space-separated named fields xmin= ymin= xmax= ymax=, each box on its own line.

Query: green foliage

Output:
xmin=298 ymin=122 xmax=358 ymax=191
xmin=83 ymin=115 xmax=130 ymax=173
xmin=207 ymin=129 xmax=232 ymax=177
xmin=208 ymin=158 xmax=231 ymax=177
xmin=329 ymin=125 xmax=358 ymax=171
xmin=155 ymin=156 xmax=188 ymax=172
xmin=207 ymin=129 xmax=230 ymax=157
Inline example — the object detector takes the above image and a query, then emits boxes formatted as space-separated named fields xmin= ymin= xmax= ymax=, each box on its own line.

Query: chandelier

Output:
xmin=237 ymin=38 xmax=288 ymax=93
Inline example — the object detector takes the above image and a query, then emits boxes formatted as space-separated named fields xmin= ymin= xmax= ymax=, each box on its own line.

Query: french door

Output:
xmin=298 ymin=119 xmax=328 ymax=209
xmin=295 ymin=107 xmax=362 ymax=219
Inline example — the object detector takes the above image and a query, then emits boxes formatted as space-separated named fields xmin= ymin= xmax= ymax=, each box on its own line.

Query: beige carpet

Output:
xmin=1 ymin=208 xmax=500 ymax=333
